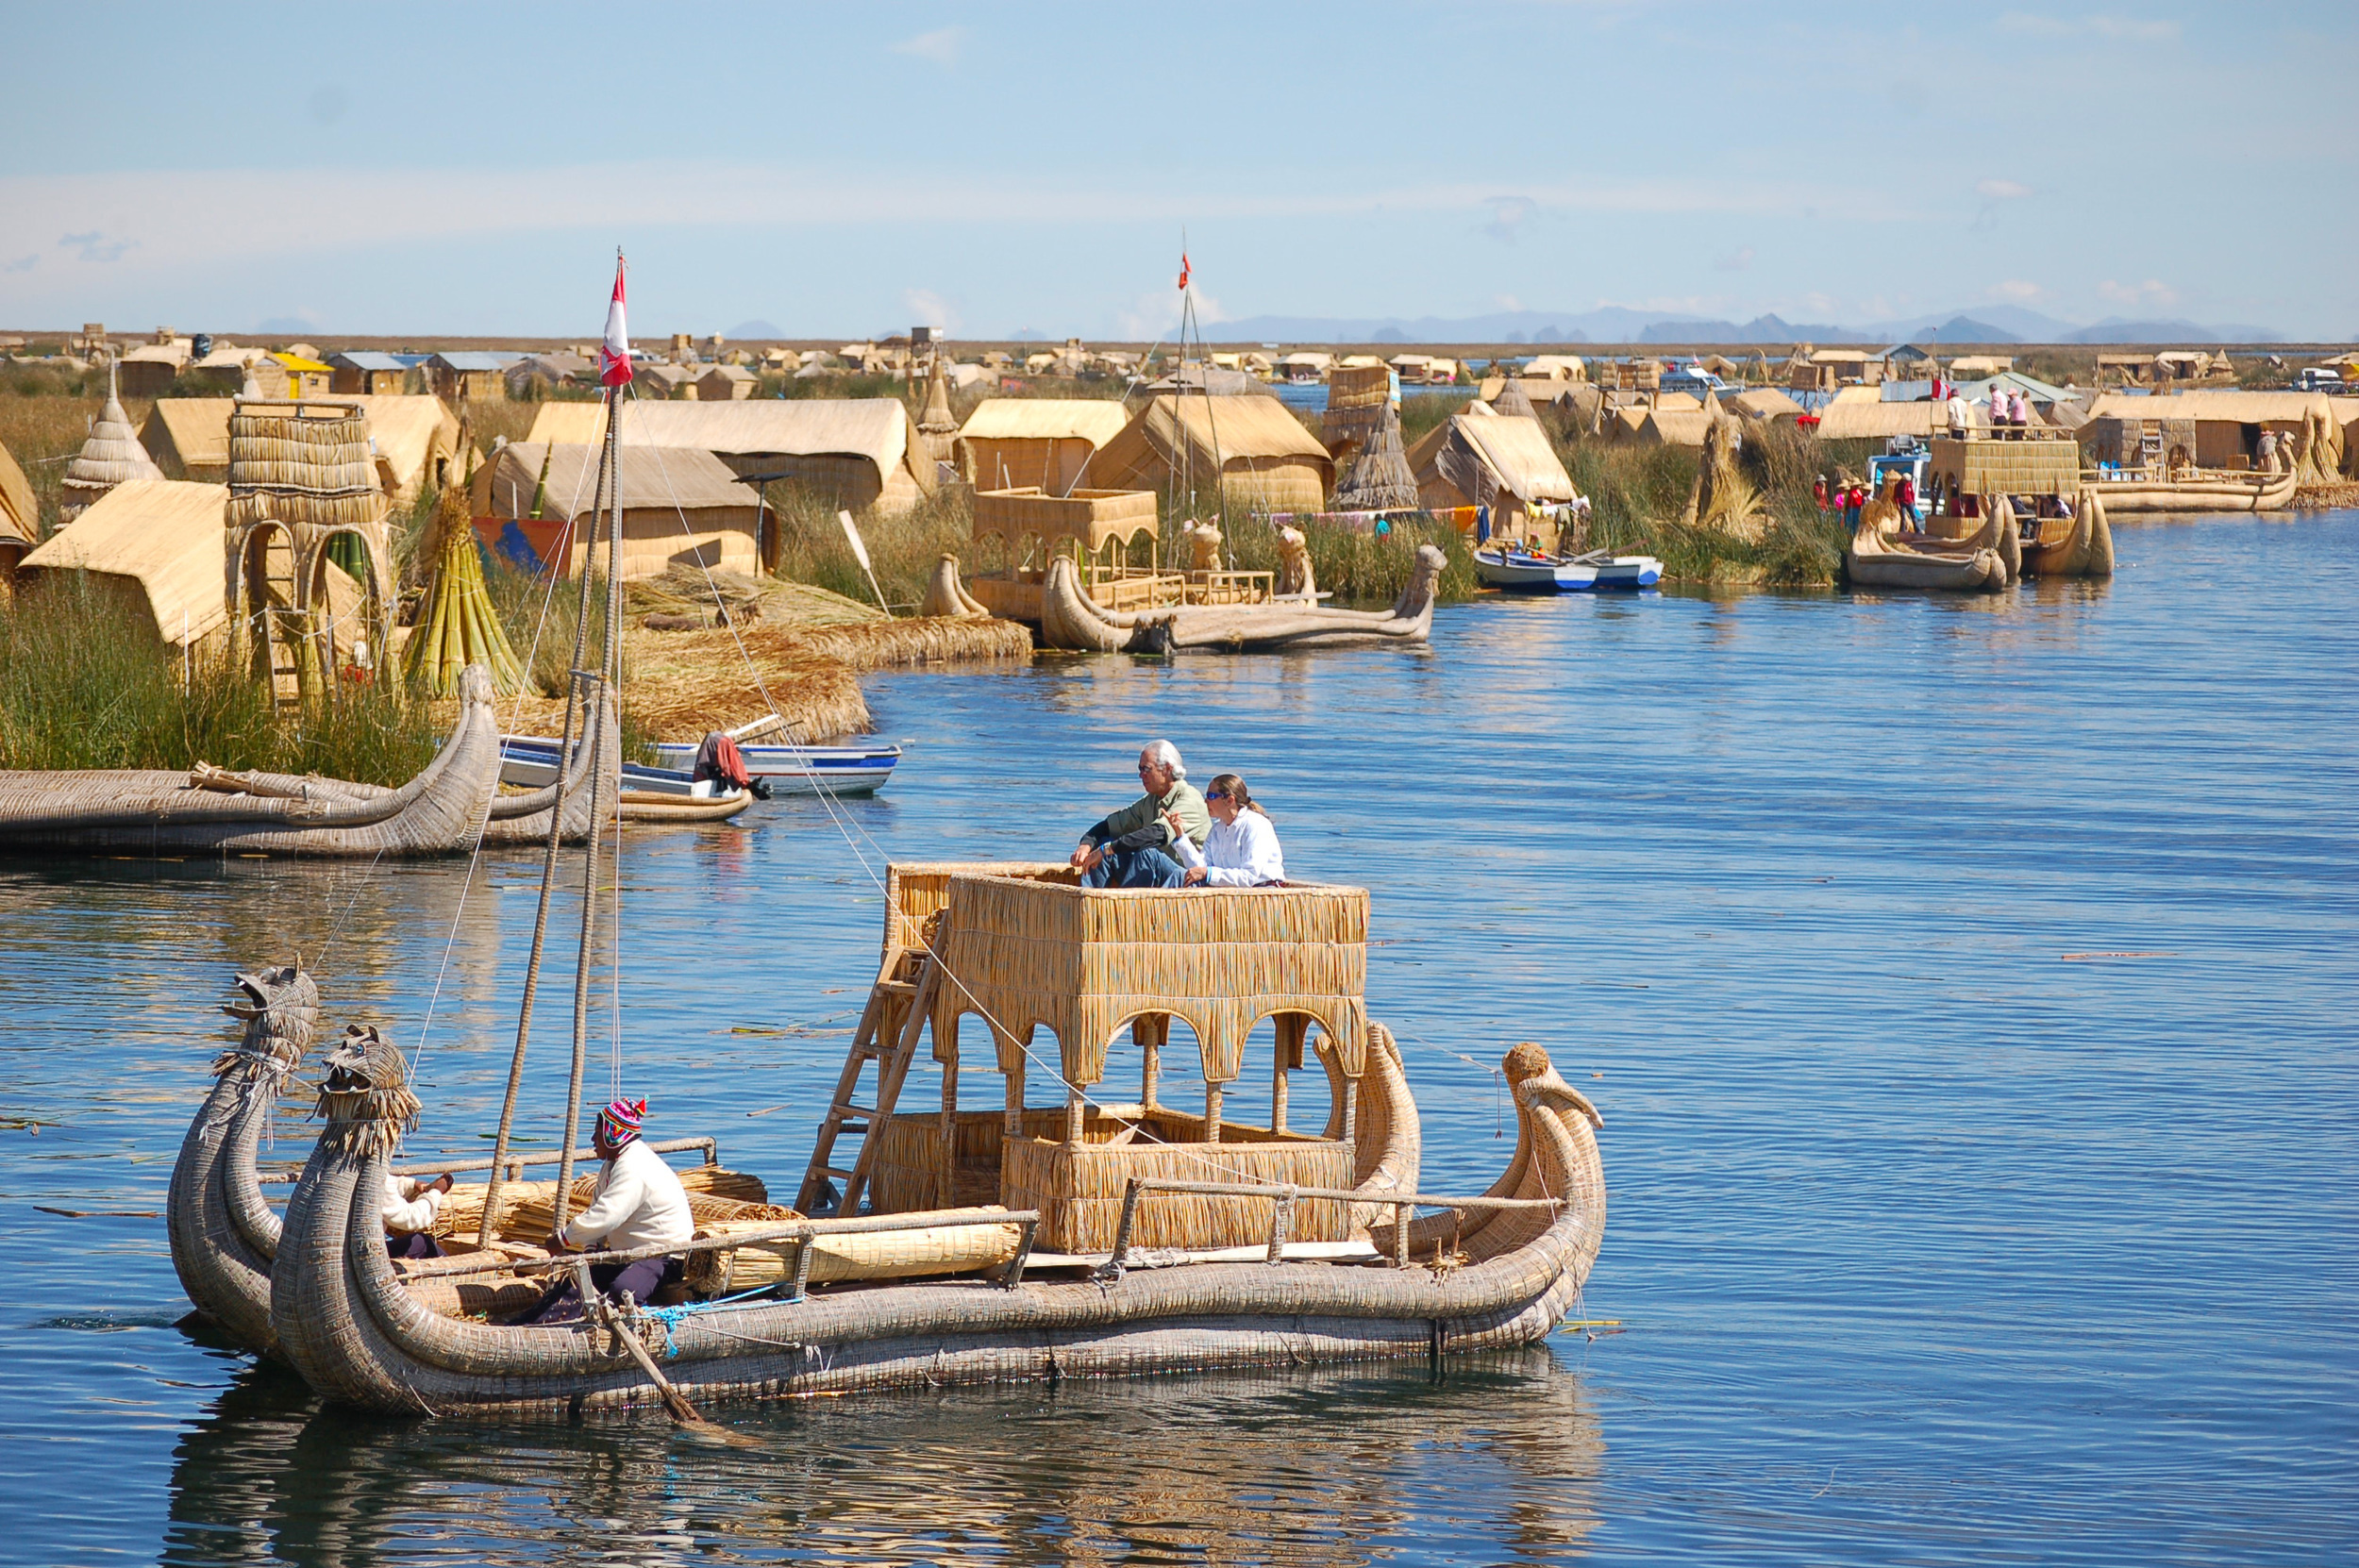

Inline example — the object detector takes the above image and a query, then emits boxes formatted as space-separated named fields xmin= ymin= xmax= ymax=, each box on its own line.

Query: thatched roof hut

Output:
xmin=1318 ymin=364 xmax=1397 ymax=472
xmin=1631 ymin=391 xmax=1724 ymax=448
xmin=525 ymin=398 xmax=937 ymax=515
xmin=60 ymin=366 xmax=165 ymax=520
xmin=1723 ymin=387 xmax=1806 ymax=426
xmin=1330 ymin=400 xmax=1419 ymax=512
xmin=117 ymin=342 xmax=191 ymax=398
xmin=955 ymin=398 xmax=1130 ymax=494
xmin=1811 ymin=386 xmax=1954 ymax=442
xmin=16 ymin=480 xmax=228 ymax=645
xmin=1403 ymin=412 xmax=1577 ymax=524
xmin=139 ymin=394 xmax=460 ymax=502
xmin=0 ymin=438 xmax=38 ymax=565
xmin=1089 ymin=394 xmax=1333 ymax=514
xmin=2081 ymin=390 xmax=2344 ymax=478
xmin=472 ymin=442 xmax=761 ymax=580
xmin=1490 ymin=375 xmax=1538 ymax=420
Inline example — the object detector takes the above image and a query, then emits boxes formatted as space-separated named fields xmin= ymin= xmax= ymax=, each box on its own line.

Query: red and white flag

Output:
xmin=1176 ymin=252 xmax=1190 ymax=292
xmin=599 ymin=252 xmax=633 ymax=387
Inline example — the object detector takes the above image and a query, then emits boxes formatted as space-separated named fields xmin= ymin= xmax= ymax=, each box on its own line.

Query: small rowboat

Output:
xmin=1474 ymin=545 xmax=1664 ymax=593
xmin=501 ymin=736 xmax=898 ymax=798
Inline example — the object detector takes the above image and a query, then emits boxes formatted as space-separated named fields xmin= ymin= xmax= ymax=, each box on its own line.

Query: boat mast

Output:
xmin=477 ymin=413 xmax=613 ymax=1245
xmin=552 ymin=342 xmax=630 ymax=1233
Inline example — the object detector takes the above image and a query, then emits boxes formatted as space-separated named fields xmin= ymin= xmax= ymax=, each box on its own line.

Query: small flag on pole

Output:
xmin=599 ymin=252 xmax=633 ymax=388
xmin=1176 ymin=252 xmax=1190 ymax=292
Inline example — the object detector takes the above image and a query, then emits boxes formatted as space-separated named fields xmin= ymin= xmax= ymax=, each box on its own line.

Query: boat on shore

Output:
xmin=500 ymin=734 xmax=899 ymax=798
xmin=1473 ymin=544 xmax=1663 ymax=593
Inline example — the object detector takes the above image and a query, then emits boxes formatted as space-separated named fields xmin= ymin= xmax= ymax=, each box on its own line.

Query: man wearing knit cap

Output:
xmin=520 ymin=1096 xmax=695 ymax=1324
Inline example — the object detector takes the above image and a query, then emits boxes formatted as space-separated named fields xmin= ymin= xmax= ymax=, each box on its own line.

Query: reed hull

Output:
xmin=1036 ymin=549 xmax=1443 ymax=654
xmin=2088 ymin=471 xmax=2296 ymax=514
xmin=166 ymin=966 xmax=319 ymax=1354
xmin=271 ymin=1059 xmax=1601 ymax=1415
xmin=2022 ymin=492 xmax=2116 ymax=578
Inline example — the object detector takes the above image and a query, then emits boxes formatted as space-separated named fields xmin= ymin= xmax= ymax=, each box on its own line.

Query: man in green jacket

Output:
xmin=1072 ymin=740 xmax=1211 ymax=889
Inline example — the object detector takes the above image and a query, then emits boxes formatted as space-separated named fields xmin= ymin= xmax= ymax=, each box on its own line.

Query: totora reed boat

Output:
xmin=228 ymin=259 xmax=1606 ymax=1420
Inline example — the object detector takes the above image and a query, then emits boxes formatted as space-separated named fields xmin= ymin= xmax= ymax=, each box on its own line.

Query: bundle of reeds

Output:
xmin=434 ymin=1162 xmax=775 ymax=1242
xmin=406 ymin=490 xmax=524 ymax=697
xmin=681 ymin=1209 xmax=1022 ymax=1293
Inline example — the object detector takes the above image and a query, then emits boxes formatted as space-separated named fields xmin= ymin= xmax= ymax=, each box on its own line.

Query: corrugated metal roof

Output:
xmin=329 ymin=351 xmax=408 ymax=372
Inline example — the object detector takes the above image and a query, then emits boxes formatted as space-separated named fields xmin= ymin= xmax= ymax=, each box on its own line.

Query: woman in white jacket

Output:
xmin=1164 ymin=774 xmax=1285 ymax=887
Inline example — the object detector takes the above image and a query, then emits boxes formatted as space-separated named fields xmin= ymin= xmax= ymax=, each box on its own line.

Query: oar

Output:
xmin=588 ymin=1270 xmax=753 ymax=1446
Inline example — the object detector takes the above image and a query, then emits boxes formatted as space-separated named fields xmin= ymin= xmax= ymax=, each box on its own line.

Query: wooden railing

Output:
xmin=1104 ymin=1176 xmax=1562 ymax=1273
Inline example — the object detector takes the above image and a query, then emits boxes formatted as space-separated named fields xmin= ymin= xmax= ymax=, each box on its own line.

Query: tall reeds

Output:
xmin=0 ymin=572 xmax=440 ymax=782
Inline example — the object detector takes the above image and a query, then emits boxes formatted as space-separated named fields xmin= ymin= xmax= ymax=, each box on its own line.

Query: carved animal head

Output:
xmin=314 ymin=1024 xmax=422 ymax=1156
xmin=214 ymin=962 xmax=320 ymax=1078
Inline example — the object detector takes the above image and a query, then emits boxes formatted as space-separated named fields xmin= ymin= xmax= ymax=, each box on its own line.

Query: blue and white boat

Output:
xmin=1474 ymin=545 xmax=1662 ymax=593
xmin=499 ymin=736 xmax=900 ymax=798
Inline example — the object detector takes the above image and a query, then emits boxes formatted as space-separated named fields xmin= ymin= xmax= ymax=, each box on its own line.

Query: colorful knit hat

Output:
xmin=597 ymin=1096 xmax=646 ymax=1147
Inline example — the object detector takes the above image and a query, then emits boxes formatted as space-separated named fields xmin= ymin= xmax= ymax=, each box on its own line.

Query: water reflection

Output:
xmin=164 ymin=1352 xmax=1603 ymax=1566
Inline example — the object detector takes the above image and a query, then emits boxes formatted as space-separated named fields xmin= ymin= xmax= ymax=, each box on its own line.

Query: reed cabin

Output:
xmin=802 ymin=862 xmax=1373 ymax=1256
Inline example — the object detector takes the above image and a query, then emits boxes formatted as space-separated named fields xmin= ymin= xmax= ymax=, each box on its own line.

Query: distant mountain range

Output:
xmin=1205 ymin=304 xmax=2292 ymax=346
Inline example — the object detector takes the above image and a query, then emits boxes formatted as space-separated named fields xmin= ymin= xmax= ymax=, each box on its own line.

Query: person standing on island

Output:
xmin=1072 ymin=740 xmax=1210 ymax=890
xmin=1813 ymin=474 xmax=1831 ymax=514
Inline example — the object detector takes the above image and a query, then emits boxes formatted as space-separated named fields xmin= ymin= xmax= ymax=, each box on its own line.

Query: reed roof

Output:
xmin=1101 ymin=394 xmax=1332 ymax=470
xmin=2083 ymin=390 xmax=2336 ymax=424
xmin=1407 ymin=412 xmax=1576 ymax=507
xmin=956 ymin=398 xmax=1130 ymax=445
xmin=1724 ymin=387 xmax=1806 ymax=422
xmin=0 ymin=438 xmax=35 ymax=545
xmin=142 ymin=398 xmax=235 ymax=472
xmin=476 ymin=442 xmax=759 ymax=520
xmin=18 ymin=480 xmax=228 ymax=643
xmin=61 ymin=375 xmax=163 ymax=511
xmin=1811 ymin=385 xmax=1949 ymax=441
xmin=527 ymin=397 xmax=921 ymax=480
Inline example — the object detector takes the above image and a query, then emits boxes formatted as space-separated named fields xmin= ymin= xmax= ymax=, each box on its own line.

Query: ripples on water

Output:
xmin=1 ymin=513 xmax=2352 ymax=1565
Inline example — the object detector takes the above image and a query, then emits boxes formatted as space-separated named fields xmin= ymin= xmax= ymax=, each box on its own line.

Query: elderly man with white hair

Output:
xmin=1071 ymin=739 xmax=1211 ymax=889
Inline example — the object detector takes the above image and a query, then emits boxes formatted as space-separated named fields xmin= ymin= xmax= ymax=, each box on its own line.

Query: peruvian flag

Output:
xmin=599 ymin=251 xmax=633 ymax=387
xmin=1176 ymin=252 xmax=1190 ymax=292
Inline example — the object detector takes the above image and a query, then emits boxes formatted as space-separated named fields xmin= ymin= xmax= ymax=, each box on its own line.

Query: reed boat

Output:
xmin=2083 ymin=465 xmax=2297 ymax=515
xmin=1848 ymin=493 xmax=2009 ymax=592
xmin=1034 ymin=546 xmax=1445 ymax=654
xmin=166 ymin=963 xmax=320 ymax=1354
xmin=2022 ymin=491 xmax=2116 ymax=578
xmin=266 ymin=866 xmax=1605 ymax=1412
xmin=0 ymin=666 xmax=745 ymax=857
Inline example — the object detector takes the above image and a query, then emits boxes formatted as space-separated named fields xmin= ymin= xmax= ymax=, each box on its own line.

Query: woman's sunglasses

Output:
xmin=1205 ymin=790 xmax=1230 ymax=801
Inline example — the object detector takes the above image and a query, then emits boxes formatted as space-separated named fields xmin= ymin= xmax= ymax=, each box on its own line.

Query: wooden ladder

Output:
xmin=795 ymin=945 xmax=939 ymax=1216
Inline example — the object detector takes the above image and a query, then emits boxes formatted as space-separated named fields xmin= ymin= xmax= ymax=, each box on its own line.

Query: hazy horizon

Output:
xmin=3 ymin=3 xmax=2351 ymax=342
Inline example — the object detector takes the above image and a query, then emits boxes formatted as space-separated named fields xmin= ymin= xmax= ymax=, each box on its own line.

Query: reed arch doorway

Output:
xmin=308 ymin=528 xmax=392 ymax=689
xmin=237 ymin=522 xmax=306 ymax=706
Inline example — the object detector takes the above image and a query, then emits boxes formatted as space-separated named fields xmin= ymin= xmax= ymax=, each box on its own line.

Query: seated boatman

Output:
xmin=382 ymin=1167 xmax=454 ymax=1259
xmin=1071 ymin=739 xmax=1210 ymax=889
xmin=520 ymin=1096 xmax=694 ymax=1324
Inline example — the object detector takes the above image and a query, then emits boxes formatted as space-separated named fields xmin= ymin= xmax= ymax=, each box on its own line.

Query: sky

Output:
xmin=2 ymin=2 xmax=2352 ymax=342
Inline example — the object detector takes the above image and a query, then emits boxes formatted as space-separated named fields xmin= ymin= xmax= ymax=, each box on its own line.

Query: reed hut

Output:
xmin=59 ymin=364 xmax=165 ymax=521
xmin=1090 ymin=394 xmax=1334 ymax=515
xmin=1330 ymin=400 xmax=1419 ymax=512
xmin=1723 ymin=387 xmax=1806 ymax=427
xmin=1790 ymin=348 xmax=1882 ymax=391
xmin=1811 ymin=385 xmax=1953 ymax=442
xmin=426 ymin=353 xmax=512 ymax=403
xmin=270 ymin=353 xmax=335 ymax=398
xmin=1490 ymin=374 xmax=1539 ymax=420
xmin=695 ymin=365 xmax=758 ymax=402
xmin=472 ymin=442 xmax=761 ymax=579
xmin=1318 ymin=364 xmax=1397 ymax=471
xmin=144 ymin=395 xmax=461 ymax=503
xmin=526 ymin=398 xmax=938 ymax=515
xmin=1947 ymin=354 xmax=2016 ymax=379
xmin=954 ymin=399 xmax=1130 ymax=494
xmin=1521 ymin=355 xmax=1587 ymax=384
xmin=15 ymin=480 xmax=229 ymax=646
xmin=188 ymin=345 xmax=276 ymax=394
xmin=1631 ymin=391 xmax=1723 ymax=448
xmin=916 ymin=356 xmax=958 ymax=469
xmin=0 ymin=438 xmax=37 ymax=576
xmin=1404 ymin=411 xmax=1577 ymax=533
xmin=327 ymin=352 xmax=409 ymax=395
xmin=117 ymin=342 xmax=191 ymax=398
xmin=141 ymin=399 xmax=235 ymax=480
xmin=2081 ymin=391 xmax=2343 ymax=481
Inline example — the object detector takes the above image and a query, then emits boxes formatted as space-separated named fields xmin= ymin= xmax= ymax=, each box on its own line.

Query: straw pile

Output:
xmin=58 ymin=366 xmax=162 ymax=521
xmin=407 ymin=490 xmax=524 ymax=696
xmin=433 ymin=1163 xmax=775 ymax=1240
xmin=682 ymin=1209 xmax=1022 ymax=1293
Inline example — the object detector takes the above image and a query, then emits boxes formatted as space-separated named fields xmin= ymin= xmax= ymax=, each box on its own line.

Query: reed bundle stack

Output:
xmin=406 ymin=489 xmax=524 ymax=696
xmin=433 ymin=1162 xmax=776 ymax=1241
xmin=59 ymin=365 xmax=163 ymax=521
xmin=1692 ymin=409 xmax=1765 ymax=541
xmin=1330 ymin=400 xmax=1420 ymax=512
xmin=682 ymin=1210 xmax=1023 ymax=1293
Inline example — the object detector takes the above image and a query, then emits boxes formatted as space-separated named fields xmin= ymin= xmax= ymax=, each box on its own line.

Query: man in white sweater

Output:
xmin=519 ymin=1096 xmax=694 ymax=1324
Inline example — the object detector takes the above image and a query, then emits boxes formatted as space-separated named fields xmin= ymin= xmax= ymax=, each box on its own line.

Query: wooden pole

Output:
xmin=1139 ymin=1015 xmax=1161 ymax=1110
xmin=1204 ymin=1080 xmax=1224 ymax=1145
xmin=480 ymin=449 xmax=609 ymax=1246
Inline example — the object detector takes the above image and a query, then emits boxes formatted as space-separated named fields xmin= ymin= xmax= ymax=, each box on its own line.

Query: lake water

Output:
xmin=3 ymin=510 xmax=2352 ymax=1566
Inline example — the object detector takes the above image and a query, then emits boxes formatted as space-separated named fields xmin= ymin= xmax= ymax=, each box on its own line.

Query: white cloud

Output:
xmin=1495 ymin=292 xmax=1522 ymax=311
xmin=59 ymin=229 xmax=135 ymax=262
xmin=1989 ymin=278 xmax=2046 ymax=302
xmin=891 ymin=26 xmax=964 ymax=65
xmin=1999 ymin=12 xmax=2178 ymax=41
xmin=3 ymin=255 xmax=35 ymax=274
xmin=902 ymin=288 xmax=958 ymax=335
xmin=1714 ymin=246 xmax=1754 ymax=273
xmin=1483 ymin=195 xmax=1536 ymax=244
xmin=1974 ymin=178 xmax=2032 ymax=201
xmin=2098 ymin=277 xmax=2179 ymax=309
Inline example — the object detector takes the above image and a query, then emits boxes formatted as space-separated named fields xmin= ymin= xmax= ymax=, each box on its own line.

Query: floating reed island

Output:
xmin=181 ymin=862 xmax=1607 ymax=1411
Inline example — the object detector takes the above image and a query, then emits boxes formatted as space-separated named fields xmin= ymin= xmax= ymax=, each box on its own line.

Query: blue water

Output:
xmin=2 ymin=511 xmax=2353 ymax=1565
